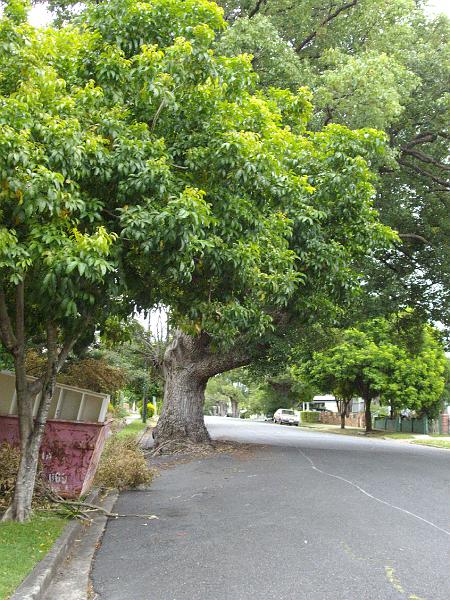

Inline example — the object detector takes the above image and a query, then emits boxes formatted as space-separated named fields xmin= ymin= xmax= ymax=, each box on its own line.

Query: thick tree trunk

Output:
xmin=231 ymin=399 xmax=239 ymax=418
xmin=155 ymin=364 xmax=210 ymax=444
xmin=364 ymin=397 xmax=373 ymax=433
xmin=154 ymin=330 xmax=250 ymax=448
xmin=340 ymin=412 xmax=346 ymax=429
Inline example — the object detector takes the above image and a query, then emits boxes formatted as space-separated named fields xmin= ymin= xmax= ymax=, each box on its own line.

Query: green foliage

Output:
xmin=0 ymin=344 xmax=13 ymax=371
xmin=100 ymin=320 xmax=164 ymax=407
xmin=215 ymin=0 xmax=450 ymax=326
xmin=216 ymin=15 xmax=303 ymax=90
xmin=441 ymin=359 xmax=450 ymax=408
xmin=205 ymin=371 xmax=247 ymax=414
xmin=300 ymin=411 xmax=320 ymax=423
xmin=140 ymin=402 xmax=155 ymax=418
xmin=3 ymin=0 xmax=392 ymax=351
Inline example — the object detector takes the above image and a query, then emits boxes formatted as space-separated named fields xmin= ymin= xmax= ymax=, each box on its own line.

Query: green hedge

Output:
xmin=300 ymin=411 xmax=320 ymax=423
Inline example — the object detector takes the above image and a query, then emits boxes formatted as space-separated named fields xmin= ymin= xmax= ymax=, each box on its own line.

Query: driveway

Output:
xmin=92 ymin=417 xmax=450 ymax=600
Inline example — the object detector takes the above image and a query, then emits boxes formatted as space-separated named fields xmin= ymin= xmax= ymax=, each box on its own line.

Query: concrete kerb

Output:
xmin=10 ymin=488 xmax=118 ymax=600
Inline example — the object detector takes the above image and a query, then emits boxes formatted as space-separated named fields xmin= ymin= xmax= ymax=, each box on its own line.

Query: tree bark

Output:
xmin=336 ymin=397 xmax=350 ymax=429
xmin=155 ymin=363 xmax=210 ymax=444
xmin=154 ymin=330 xmax=251 ymax=447
xmin=364 ymin=397 xmax=373 ymax=432
xmin=231 ymin=399 xmax=239 ymax=418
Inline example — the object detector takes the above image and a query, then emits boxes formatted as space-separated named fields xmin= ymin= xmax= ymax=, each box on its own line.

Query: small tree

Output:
xmin=0 ymin=5 xmax=120 ymax=520
xmin=299 ymin=317 xmax=447 ymax=432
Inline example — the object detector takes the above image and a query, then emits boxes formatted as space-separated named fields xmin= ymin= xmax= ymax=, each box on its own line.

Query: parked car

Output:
xmin=273 ymin=409 xmax=299 ymax=425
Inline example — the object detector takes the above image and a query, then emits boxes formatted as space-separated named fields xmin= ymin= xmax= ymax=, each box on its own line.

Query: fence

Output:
xmin=373 ymin=415 xmax=449 ymax=435
xmin=319 ymin=412 xmax=365 ymax=428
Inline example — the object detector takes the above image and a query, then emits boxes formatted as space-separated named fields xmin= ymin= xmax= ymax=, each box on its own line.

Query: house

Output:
xmin=300 ymin=394 xmax=365 ymax=413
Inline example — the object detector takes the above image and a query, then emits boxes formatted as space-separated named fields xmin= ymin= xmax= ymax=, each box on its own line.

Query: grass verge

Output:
xmin=0 ymin=512 xmax=66 ymax=600
xmin=298 ymin=424 xmax=415 ymax=439
xmin=410 ymin=439 xmax=450 ymax=449
xmin=380 ymin=432 xmax=415 ymax=439
xmin=116 ymin=418 xmax=148 ymax=439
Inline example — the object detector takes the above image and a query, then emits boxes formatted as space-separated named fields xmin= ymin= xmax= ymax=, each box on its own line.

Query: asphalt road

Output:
xmin=92 ymin=417 xmax=450 ymax=600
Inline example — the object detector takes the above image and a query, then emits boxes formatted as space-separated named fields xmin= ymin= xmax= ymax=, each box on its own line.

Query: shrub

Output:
xmin=95 ymin=435 xmax=153 ymax=490
xmin=0 ymin=444 xmax=46 ymax=510
xmin=0 ymin=443 xmax=20 ymax=510
xmin=139 ymin=402 xmax=155 ymax=419
xmin=300 ymin=411 xmax=320 ymax=423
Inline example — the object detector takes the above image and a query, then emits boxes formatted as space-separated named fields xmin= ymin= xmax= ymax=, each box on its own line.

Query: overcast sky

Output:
xmin=28 ymin=0 xmax=450 ymax=27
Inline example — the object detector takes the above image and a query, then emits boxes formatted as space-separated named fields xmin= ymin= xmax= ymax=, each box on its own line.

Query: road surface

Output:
xmin=92 ymin=417 xmax=450 ymax=600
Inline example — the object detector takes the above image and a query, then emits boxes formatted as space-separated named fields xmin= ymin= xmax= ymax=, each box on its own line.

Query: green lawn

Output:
xmin=411 ymin=439 xmax=450 ymax=449
xmin=116 ymin=418 xmax=148 ymax=439
xmin=0 ymin=512 xmax=66 ymax=600
xmin=298 ymin=424 xmax=416 ymax=439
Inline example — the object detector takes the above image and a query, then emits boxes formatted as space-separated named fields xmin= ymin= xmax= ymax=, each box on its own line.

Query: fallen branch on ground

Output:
xmin=44 ymin=490 xmax=158 ymax=521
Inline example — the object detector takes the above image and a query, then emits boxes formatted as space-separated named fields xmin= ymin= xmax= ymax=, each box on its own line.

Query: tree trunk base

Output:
xmin=154 ymin=418 xmax=211 ymax=449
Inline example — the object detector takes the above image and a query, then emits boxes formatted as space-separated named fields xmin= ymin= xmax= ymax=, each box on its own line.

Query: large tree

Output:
xmin=66 ymin=0 xmax=396 ymax=447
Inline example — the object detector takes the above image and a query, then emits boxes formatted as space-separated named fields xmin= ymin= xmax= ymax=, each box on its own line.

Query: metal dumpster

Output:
xmin=0 ymin=371 xmax=111 ymax=498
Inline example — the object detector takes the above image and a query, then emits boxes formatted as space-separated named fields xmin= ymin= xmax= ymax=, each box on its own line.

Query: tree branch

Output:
xmin=401 ymin=147 xmax=450 ymax=172
xmin=296 ymin=0 xmax=358 ymax=52
xmin=248 ymin=0 xmax=267 ymax=18
xmin=0 ymin=285 xmax=17 ymax=352
xmin=398 ymin=159 xmax=450 ymax=189
xmin=404 ymin=133 xmax=437 ymax=148
xmin=398 ymin=233 xmax=430 ymax=245
xmin=404 ymin=131 xmax=449 ymax=148
xmin=15 ymin=281 xmax=25 ymax=349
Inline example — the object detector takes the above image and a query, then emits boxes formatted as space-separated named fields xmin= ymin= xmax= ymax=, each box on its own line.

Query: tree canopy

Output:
xmin=216 ymin=0 xmax=450 ymax=326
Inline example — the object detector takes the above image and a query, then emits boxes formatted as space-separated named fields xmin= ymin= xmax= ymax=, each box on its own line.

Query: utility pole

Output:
xmin=142 ymin=353 xmax=148 ymax=424
xmin=142 ymin=313 xmax=151 ymax=423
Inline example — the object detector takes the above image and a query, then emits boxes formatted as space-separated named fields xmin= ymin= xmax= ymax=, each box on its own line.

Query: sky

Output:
xmin=27 ymin=0 xmax=450 ymax=27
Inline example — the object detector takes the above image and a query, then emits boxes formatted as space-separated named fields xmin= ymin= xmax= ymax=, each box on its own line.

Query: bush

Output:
xmin=0 ymin=443 xmax=20 ymax=510
xmin=0 ymin=444 xmax=45 ymax=510
xmin=108 ymin=403 xmax=129 ymax=419
xmin=95 ymin=435 xmax=153 ymax=490
xmin=300 ymin=411 xmax=320 ymax=423
xmin=139 ymin=402 xmax=155 ymax=419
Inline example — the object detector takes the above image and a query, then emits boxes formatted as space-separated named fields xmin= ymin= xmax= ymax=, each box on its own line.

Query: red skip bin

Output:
xmin=0 ymin=371 xmax=111 ymax=498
